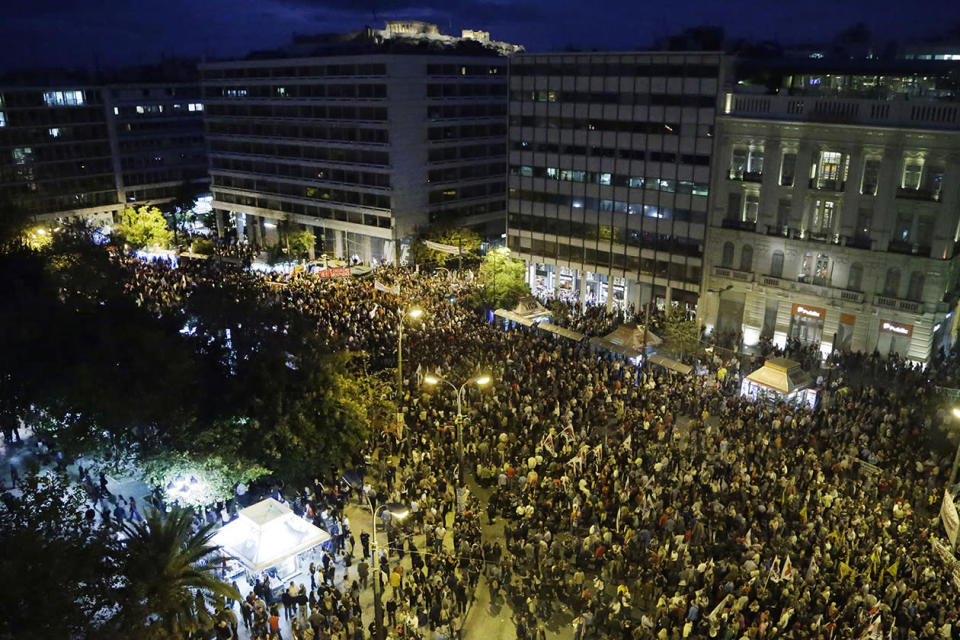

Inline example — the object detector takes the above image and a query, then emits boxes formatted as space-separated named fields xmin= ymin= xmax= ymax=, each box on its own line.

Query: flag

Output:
xmin=769 ymin=556 xmax=782 ymax=583
xmin=621 ymin=434 xmax=632 ymax=451
xmin=422 ymin=239 xmax=465 ymax=255
xmin=540 ymin=434 xmax=556 ymax=456
xmin=885 ymin=559 xmax=898 ymax=580
xmin=374 ymin=280 xmax=400 ymax=296
xmin=593 ymin=444 xmax=603 ymax=467
xmin=743 ymin=528 xmax=752 ymax=547
xmin=395 ymin=412 xmax=404 ymax=440
xmin=781 ymin=556 xmax=794 ymax=581
xmin=839 ymin=562 xmax=853 ymax=581
xmin=799 ymin=504 xmax=808 ymax=524
xmin=561 ymin=425 xmax=577 ymax=443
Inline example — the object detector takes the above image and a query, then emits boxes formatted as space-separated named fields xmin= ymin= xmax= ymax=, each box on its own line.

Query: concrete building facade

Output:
xmin=699 ymin=61 xmax=960 ymax=362
xmin=506 ymin=51 xmax=725 ymax=312
xmin=0 ymin=78 xmax=207 ymax=225
xmin=200 ymin=24 xmax=518 ymax=263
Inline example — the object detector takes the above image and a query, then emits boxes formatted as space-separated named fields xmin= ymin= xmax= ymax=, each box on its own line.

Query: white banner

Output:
xmin=422 ymin=240 xmax=465 ymax=255
xmin=374 ymin=280 xmax=400 ymax=296
xmin=942 ymin=490 xmax=960 ymax=547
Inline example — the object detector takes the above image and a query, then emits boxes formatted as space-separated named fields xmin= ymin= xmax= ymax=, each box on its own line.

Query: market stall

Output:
xmin=494 ymin=296 xmax=552 ymax=329
xmin=646 ymin=354 xmax=693 ymax=375
xmin=212 ymin=498 xmax=331 ymax=584
xmin=740 ymin=357 xmax=818 ymax=408
xmin=537 ymin=323 xmax=586 ymax=342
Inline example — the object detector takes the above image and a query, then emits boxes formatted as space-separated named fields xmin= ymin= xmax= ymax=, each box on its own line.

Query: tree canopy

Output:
xmin=468 ymin=247 xmax=531 ymax=310
xmin=113 ymin=206 xmax=173 ymax=250
xmin=411 ymin=226 xmax=482 ymax=267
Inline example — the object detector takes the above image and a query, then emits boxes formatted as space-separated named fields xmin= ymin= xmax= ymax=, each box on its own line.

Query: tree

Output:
xmin=470 ymin=247 xmax=530 ymax=310
xmin=661 ymin=306 xmax=701 ymax=362
xmin=287 ymin=230 xmax=316 ymax=261
xmin=140 ymin=450 xmax=269 ymax=509
xmin=119 ymin=508 xmax=240 ymax=638
xmin=113 ymin=205 xmax=173 ymax=250
xmin=411 ymin=227 xmax=482 ymax=267
xmin=0 ymin=471 xmax=125 ymax=639
xmin=165 ymin=181 xmax=205 ymax=246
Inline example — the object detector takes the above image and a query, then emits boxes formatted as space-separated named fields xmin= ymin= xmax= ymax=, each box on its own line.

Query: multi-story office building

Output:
xmin=699 ymin=59 xmax=960 ymax=362
xmin=200 ymin=22 xmax=520 ymax=263
xmin=506 ymin=52 xmax=726 ymax=312
xmin=0 ymin=70 xmax=208 ymax=224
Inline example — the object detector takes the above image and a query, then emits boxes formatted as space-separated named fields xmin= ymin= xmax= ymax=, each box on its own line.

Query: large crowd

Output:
xmin=8 ymin=249 xmax=960 ymax=640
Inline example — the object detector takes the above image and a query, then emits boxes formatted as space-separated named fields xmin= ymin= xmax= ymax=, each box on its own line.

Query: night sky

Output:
xmin=3 ymin=0 xmax=956 ymax=71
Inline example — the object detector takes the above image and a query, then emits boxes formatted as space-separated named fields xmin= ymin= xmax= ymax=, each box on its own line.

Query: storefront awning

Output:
xmin=647 ymin=354 xmax=693 ymax=375
xmin=494 ymin=309 xmax=535 ymax=326
xmin=538 ymin=323 xmax=585 ymax=342
xmin=212 ymin=498 xmax=330 ymax=572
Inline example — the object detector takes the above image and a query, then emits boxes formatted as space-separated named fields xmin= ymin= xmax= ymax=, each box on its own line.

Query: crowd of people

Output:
xmin=9 ymin=246 xmax=960 ymax=640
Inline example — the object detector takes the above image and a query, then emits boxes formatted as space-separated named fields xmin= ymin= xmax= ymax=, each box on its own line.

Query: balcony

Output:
xmin=712 ymin=265 xmax=755 ymax=282
xmin=809 ymin=178 xmax=846 ymax=192
xmin=849 ymin=234 xmax=872 ymax=250
xmin=839 ymin=289 xmax=864 ymax=303
xmin=721 ymin=218 xmax=757 ymax=232
xmin=896 ymin=187 xmax=941 ymax=202
xmin=888 ymin=240 xmax=932 ymax=257
xmin=875 ymin=294 xmax=922 ymax=314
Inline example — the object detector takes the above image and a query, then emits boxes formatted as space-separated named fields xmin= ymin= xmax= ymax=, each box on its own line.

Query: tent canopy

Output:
xmin=745 ymin=357 xmax=813 ymax=394
xmin=513 ymin=296 xmax=551 ymax=320
xmin=212 ymin=498 xmax=330 ymax=572
xmin=590 ymin=324 xmax=662 ymax=358
xmin=538 ymin=323 xmax=585 ymax=342
xmin=647 ymin=354 xmax=693 ymax=375
xmin=494 ymin=308 xmax=535 ymax=326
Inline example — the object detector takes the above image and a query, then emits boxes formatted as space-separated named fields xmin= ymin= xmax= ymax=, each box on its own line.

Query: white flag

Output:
xmin=374 ymin=280 xmax=400 ymax=296
xmin=781 ymin=556 xmax=794 ymax=581
xmin=621 ymin=434 xmax=632 ymax=451
xmin=769 ymin=556 xmax=782 ymax=583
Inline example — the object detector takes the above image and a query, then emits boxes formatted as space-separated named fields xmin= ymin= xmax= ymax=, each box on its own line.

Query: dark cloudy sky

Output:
xmin=2 ymin=0 xmax=956 ymax=70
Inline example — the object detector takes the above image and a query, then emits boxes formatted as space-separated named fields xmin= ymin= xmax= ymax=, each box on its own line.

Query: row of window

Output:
xmin=508 ymin=234 xmax=702 ymax=281
xmin=43 ymin=91 xmax=85 ymax=107
xmin=512 ymin=139 xmax=711 ymax=166
xmin=519 ymin=91 xmax=716 ymax=107
xmin=119 ymin=103 xmax=203 ymax=116
xmin=428 ymin=181 xmax=505 ymax=205
xmin=428 ymin=200 xmax=504 ymax=223
xmin=122 ymin=167 xmax=207 ymax=187
xmin=426 ymin=83 xmax=507 ymax=99
xmin=0 ymin=106 xmax=105 ymax=127
xmin=121 ymin=153 xmax=206 ymax=171
xmin=205 ymin=103 xmax=388 ymax=121
xmin=214 ymin=175 xmax=391 ymax=209
xmin=210 ymin=84 xmax=388 ymax=100
xmin=427 ymin=123 xmax=506 ymax=141
xmin=510 ymin=115 xmax=680 ymax=135
xmin=428 ymin=162 xmax=504 ymax=184
xmin=4 ymin=189 xmax=118 ymax=215
xmin=202 ymin=64 xmax=387 ymax=80
xmin=118 ymin=121 xmax=203 ymax=136
xmin=428 ymin=142 xmax=505 ymax=163
xmin=212 ymin=195 xmax=392 ymax=229
xmin=209 ymin=139 xmax=389 ymax=167
xmin=510 ymin=188 xmax=706 ymax=223
xmin=0 ymin=124 xmax=108 ymax=146
xmin=510 ymin=63 xmax=719 ymax=78
xmin=426 ymin=64 xmax=505 ymax=76
xmin=211 ymin=156 xmax=391 ymax=188
xmin=427 ymin=103 xmax=506 ymax=120
xmin=730 ymin=146 xmax=947 ymax=200
xmin=510 ymin=165 xmax=709 ymax=195
xmin=119 ymin=134 xmax=204 ymax=152
xmin=207 ymin=120 xmax=388 ymax=145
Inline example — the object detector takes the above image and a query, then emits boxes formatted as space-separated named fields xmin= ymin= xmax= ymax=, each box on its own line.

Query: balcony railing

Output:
xmin=809 ymin=178 xmax=846 ymax=192
xmin=713 ymin=265 xmax=755 ymax=282
xmin=721 ymin=218 xmax=757 ymax=232
xmin=896 ymin=187 xmax=942 ymax=202
xmin=874 ymin=294 xmax=921 ymax=314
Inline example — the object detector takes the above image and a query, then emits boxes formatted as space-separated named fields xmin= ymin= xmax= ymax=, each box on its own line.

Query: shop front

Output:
xmin=833 ymin=313 xmax=856 ymax=352
xmin=876 ymin=319 xmax=913 ymax=357
xmin=789 ymin=303 xmax=826 ymax=345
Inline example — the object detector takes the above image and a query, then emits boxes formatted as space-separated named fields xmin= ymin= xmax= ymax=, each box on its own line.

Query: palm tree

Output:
xmin=120 ymin=507 xmax=240 ymax=638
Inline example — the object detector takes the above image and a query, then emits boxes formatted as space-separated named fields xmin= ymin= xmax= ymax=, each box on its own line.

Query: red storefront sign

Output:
xmin=791 ymin=303 xmax=826 ymax=320
xmin=840 ymin=313 xmax=856 ymax=325
xmin=879 ymin=320 xmax=913 ymax=337
xmin=314 ymin=267 xmax=352 ymax=279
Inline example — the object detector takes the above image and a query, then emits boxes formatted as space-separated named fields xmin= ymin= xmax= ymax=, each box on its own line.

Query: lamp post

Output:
xmin=396 ymin=307 xmax=423 ymax=401
xmin=423 ymin=373 xmax=492 ymax=524
xmin=343 ymin=476 xmax=409 ymax=640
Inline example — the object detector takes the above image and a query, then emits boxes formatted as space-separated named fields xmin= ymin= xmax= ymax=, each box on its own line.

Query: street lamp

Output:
xmin=423 ymin=373 xmax=492 ymax=521
xmin=396 ymin=307 xmax=423 ymax=401
xmin=343 ymin=475 xmax=409 ymax=640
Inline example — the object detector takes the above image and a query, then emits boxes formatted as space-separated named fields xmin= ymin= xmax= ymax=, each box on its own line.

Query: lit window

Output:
xmin=113 ymin=107 xmax=119 ymax=116
xmin=519 ymin=166 xmax=533 ymax=177
xmin=173 ymin=103 xmax=182 ymax=110
xmin=48 ymin=128 xmax=61 ymax=138
xmin=136 ymin=105 xmax=145 ymax=114
xmin=188 ymin=103 xmax=204 ymax=111
xmin=0 ymin=111 xmax=5 ymax=128
xmin=43 ymin=90 xmax=84 ymax=107
xmin=598 ymin=173 xmax=612 ymax=185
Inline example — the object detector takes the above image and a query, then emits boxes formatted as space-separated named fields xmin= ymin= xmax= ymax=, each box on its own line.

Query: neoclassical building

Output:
xmin=699 ymin=60 xmax=960 ymax=362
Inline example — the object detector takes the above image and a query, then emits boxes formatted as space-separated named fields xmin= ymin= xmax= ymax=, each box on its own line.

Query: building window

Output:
xmin=924 ymin=165 xmax=945 ymax=200
xmin=776 ymin=198 xmax=791 ymax=230
xmin=48 ymin=128 xmax=61 ymax=138
xmin=188 ymin=103 xmax=204 ymax=111
xmin=861 ymin=158 xmax=881 ymax=195
xmin=855 ymin=207 xmax=872 ymax=243
xmin=743 ymin=193 xmax=759 ymax=223
xmin=883 ymin=268 xmax=901 ymax=297
xmin=598 ymin=172 xmax=612 ymax=186
xmin=729 ymin=148 xmax=747 ymax=179
xmin=519 ymin=166 xmax=533 ymax=177
xmin=780 ymin=152 xmax=796 ymax=186
xmin=801 ymin=252 xmax=830 ymax=285
xmin=739 ymin=245 xmax=753 ymax=272
xmin=0 ymin=111 xmax=5 ymax=127
xmin=43 ymin=90 xmax=84 ymax=106
xmin=817 ymin=150 xmax=847 ymax=189
xmin=847 ymin=263 xmax=863 ymax=291
xmin=726 ymin=192 xmax=742 ymax=221
xmin=811 ymin=200 xmax=836 ymax=235
xmin=721 ymin=242 xmax=735 ymax=267
xmin=894 ymin=211 xmax=912 ymax=242
xmin=907 ymin=270 xmax=925 ymax=301
xmin=901 ymin=157 xmax=923 ymax=189
xmin=746 ymin=149 xmax=764 ymax=176
xmin=770 ymin=250 xmax=784 ymax=277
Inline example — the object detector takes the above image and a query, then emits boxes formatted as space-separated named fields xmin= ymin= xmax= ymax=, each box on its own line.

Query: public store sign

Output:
xmin=791 ymin=303 xmax=826 ymax=320
xmin=942 ymin=490 xmax=960 ymax=547
xmin=879 ymin=320 xmax=913 ymax=337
